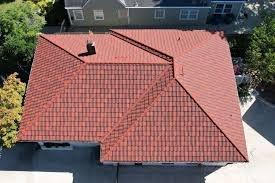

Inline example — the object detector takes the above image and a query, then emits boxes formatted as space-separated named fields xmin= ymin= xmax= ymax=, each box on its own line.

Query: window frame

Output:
xmin=179 ymin=9 xmax=199 ymax=20
xmin=223 ymin=4 xmax=233 ymax=14
xmin=73 ymin=9 xmax=84 ymax=21
xmin=154 ymin=9 xmax=165 ymax=19
xmin=214 ymin=4 xmax=233 ymax=14
xmin=93 ymin=10 xmax=104 ymax=21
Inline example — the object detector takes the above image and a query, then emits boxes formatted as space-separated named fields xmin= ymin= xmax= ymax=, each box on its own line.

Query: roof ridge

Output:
xmin=175 ymin=34 xmax=248 ymax=161
xmin=110 ymin=30 xmax=173 ymax=62
xmin=100 ymin=66 xmax=174 ymax=160
xmin=40 ymin=34 xmax=86 ymax=63
xmin=19 ymin=41 xmax=87 ymax=134
xmin=102 ymin=79 xmax=175 ymax=162
xmin=175 ymin=79 xmax=248 ymax=162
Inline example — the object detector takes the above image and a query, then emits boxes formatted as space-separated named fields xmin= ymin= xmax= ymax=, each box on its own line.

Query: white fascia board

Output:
xmin=65 ymin=7 xmax=83 ymax=9
xmin=83 ymin=0 xmax=91 ymax=8
xmin=211 ymin=1 xmax=246 ymax=3
xmin=117 ymin=0 xmax=127 ymax=6
xmin=65 ymin=0 xmax=91 ymax=9
xmin=102 ymin=161 xmax=230 ymax=165
xmin=126 ymin=6 xmax=211 ymax=9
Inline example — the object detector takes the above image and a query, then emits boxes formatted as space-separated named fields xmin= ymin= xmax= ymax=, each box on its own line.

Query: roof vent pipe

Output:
xmin=87 ymin=40 xmax=96 ymax=55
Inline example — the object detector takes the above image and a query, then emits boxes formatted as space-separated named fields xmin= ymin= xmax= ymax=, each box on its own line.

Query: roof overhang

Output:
xmin=126 ymin=6 xmax=211 ymax=9
xmin=65 ymin=6 xmax=83 ymax=9
xmin=211 ymin=1 xmax=246 ymax=3
xmin=64 ymin=0 xmax=90 ymax=9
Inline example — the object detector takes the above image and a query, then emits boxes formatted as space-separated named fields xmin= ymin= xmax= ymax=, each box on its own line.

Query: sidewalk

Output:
xmin=0 ymin=171 xmax=73 ymax=183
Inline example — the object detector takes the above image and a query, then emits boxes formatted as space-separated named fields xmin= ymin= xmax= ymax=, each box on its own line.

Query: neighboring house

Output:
xmin=19 ymin=29 xmax=248 ymax=165
xmin=64 ymin=0 xmax=245 ymax=26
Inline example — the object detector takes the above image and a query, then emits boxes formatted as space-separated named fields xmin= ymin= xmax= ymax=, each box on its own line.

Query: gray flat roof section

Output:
xmin=124 ymin=0 xmax=209 ymax=7
xmin=65 ymin=0 xmax=88 ymax=7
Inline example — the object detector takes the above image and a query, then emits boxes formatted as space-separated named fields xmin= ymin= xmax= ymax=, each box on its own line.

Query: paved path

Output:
xmin=0 ymin=171 xmax=73 ymax=183
xmin=243 ymin=97 xmax=275 ymax=145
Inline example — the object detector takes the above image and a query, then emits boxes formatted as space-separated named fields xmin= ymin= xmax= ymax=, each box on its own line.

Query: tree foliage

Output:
xmin=0 ymin=73 xmax=26 ymax=148
xmin=24 ymin=0 xmax=54 ymax=15
xmin=246 ymin=12 xmax=275 ymax=87
xmin=0 ymin=1 xmax=45 ymax=65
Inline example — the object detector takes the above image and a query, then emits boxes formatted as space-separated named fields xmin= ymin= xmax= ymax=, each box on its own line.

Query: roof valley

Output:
xmin=110 ymin=30 xmax=173 ymax=62
xmin=101 ymin=66 xmax=174 ymax=159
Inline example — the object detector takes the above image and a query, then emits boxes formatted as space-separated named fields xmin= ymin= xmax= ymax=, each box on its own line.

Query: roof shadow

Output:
xmin=243 ymin=98 xmax=275 ymax=145
xmin=117 ymin=165 xmax=221 ymax=183
xmin=0 ymin=143 xmax=116 ymax=183
xmin=0 ymin=143 xmax=222 ymax=183
xmin=154 ymin=0 xmax=200 ymax=7
xmin=78 ymin=52 xmax=90 ymax=57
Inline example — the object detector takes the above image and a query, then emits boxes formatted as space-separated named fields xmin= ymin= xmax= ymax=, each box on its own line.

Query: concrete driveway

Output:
xmin=205 ymin=96 xmax=275 ymax=183
xmin=243 ymin=98 xmax=275 ymax=145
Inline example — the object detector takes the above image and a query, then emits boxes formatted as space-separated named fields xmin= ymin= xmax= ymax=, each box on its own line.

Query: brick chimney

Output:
xmin=86 ymin=40 xmax=96 ymax=55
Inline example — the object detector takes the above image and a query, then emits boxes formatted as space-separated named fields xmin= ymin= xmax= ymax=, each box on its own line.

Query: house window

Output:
xmin=118 ymin=9 xmax=129 ymax=18
xmin=179 ymin=9 xmax=199 ymax=20
xmin=214 ymin=4 xmax=232 ymax=14
xmin=73 ymin=10 xmax=84 ymax=20
xmin=224 ymin=4 xmax=233 ymax=14
xmin=154 ymin=9 xmax=165 ymax=19
xmin=93 ymin=10 xmax=104 ymax=20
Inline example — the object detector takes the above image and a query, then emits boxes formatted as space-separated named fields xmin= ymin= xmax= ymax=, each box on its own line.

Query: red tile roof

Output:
xmin=19 ymin=30 xmax=248 ymax=163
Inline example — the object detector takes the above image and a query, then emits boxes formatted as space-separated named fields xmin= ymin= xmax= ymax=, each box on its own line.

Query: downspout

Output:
xmin=127 ymin=8 xmax=130 ymax=25
xmin=116 ymin=163 xmax=120 ymax=183
xmin=237 ymin=2 xmax=244 ymax=20
xmin=67 ymin=9 xmax=73 ymax=25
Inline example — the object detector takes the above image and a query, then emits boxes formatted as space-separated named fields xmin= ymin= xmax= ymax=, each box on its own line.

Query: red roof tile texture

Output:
xmin=105 ymin=80 xmax=245 ymax=162
xmin=19 ymin=30 xmax=248 ymax=163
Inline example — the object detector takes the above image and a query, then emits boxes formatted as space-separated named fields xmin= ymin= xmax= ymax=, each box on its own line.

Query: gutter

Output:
xmin=64 ymin=0 xmax=91 ymax=9
xmin=126 ymin=6 xmax=211 ymax=9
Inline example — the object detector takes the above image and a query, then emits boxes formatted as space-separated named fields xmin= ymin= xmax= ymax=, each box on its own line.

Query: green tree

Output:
xmin=246 ymin=12 xmax=275 ymax=87
xmin=24 ymin=0 xmax=54 ymax=15
xmin=0 ymin=73 xmax=26 ymax=148
xmin=0 ymin=1 xmax=45 ymax=66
